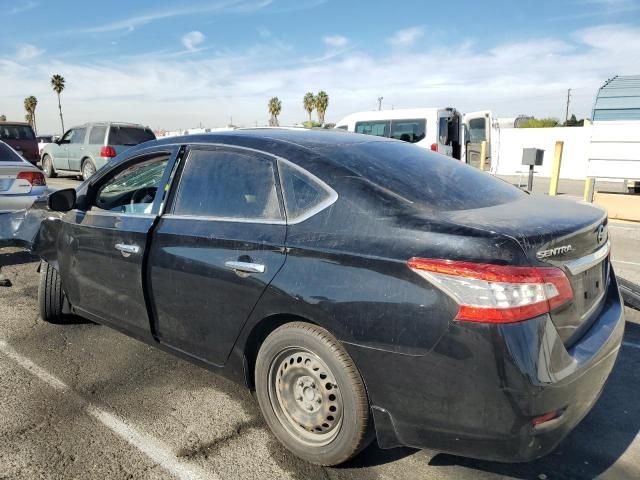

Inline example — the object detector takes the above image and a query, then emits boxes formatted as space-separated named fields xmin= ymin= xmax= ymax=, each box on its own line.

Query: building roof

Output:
xmin=593 ymin=75 xmax=640 ymax=121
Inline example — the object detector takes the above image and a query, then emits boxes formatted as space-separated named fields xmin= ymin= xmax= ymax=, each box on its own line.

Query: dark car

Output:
xmin=33 ymin=129 xmax=624 ymax=466
xmin=0 ymin=122 xmax=39 ymax=165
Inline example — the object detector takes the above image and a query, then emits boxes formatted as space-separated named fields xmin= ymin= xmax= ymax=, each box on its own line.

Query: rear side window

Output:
xmin=355 ymin=121 xmax=390 ymax=137
xmin=322 ymin=141 xmax=523 ymax=211
xmin=108 ymin=126 xmax=155 ymax=146
xmin=390 ymin=119 xmax=426 ymax=143
xmin=71 ymin=128 xmax=86 ymax=144
xmin=88 ymin=126 xmax=107 ymax=145
xmin=172 ymin=149 xmax=283 ymax=221
xmin=0 ymin=124 xmax=35 ymax=140
xmin=278 ymin=161 xmax=335 ymax=221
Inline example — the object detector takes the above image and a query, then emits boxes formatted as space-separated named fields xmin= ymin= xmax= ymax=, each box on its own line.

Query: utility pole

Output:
xmin=565 ymin=88 xmax=571 ymax=124
xmin=377 ymin=97 xmax=383 ymax=111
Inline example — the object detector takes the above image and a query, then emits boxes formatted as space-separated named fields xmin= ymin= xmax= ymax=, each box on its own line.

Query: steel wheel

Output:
xmin=268 ymin=347 xmax=343 ymax=446
xmin=82 ymin=160 xmax=96 ymax=180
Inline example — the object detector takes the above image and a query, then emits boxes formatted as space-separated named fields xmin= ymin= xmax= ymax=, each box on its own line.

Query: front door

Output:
xmin=52 ymin=129 xmax=73 ymax=170
xmin=148 ymin=145 xmax=287 ymax=366
xmin=57 ymin=147 xmax=179 ymax=338
xmin=67 ymin=127 xmax=87 ymax=172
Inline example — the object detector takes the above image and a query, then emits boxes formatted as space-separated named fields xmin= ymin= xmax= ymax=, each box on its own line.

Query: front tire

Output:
xmin=42 ymin=155 xmax=57 ymax=178
xmin=255 ymin=322 xmax=372 ymax=466
xmin=38 ymin=261 xmax=71 ymax=324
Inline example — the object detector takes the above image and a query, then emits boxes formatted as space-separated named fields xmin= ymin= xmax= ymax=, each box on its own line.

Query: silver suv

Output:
xmin=41 ymin=122 xmax=155 ymax=180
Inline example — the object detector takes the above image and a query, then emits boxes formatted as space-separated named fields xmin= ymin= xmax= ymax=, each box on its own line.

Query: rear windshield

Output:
xmin=326 ymin=141 xmax=524 ymax=211
xmin=0 ymin=142 xmax=24 ymax=162
xmin=108 ymin=126 xmax=155 ymax=146
xmin=0 ymin=124 xmax=35 ymax=141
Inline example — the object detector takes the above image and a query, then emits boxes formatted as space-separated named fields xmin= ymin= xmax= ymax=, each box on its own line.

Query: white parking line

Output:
xmin=623 ymin=341 xmax=640 ymax=350
xmin=613 ymin=259 xmax=640 ymax=267
xmin=0 ymin=339 xmax=217 ymax=480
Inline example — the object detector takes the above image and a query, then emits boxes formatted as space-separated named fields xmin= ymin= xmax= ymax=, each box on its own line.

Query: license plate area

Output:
xmin=572 ymin=259 xmax=607 ymax=321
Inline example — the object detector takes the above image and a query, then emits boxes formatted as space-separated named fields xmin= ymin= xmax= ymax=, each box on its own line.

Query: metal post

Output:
xmin=583 ymin=177 xmax=596 ymax=202
xmin=548 ymin=141 xmax=564 ymax=196
xmin=527 ymin=165 xmax=535 ymax=192
xmin=479 ymin=141 xmax=487 ymax=171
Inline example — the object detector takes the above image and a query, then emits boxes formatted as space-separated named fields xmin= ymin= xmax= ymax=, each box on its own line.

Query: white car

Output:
xmin=0 ymin=141 xmax=47 ymax=213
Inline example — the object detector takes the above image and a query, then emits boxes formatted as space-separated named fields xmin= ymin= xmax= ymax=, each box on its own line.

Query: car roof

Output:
xmin=69 ymin=121 xmax=149 ymax=129
xmin=148 ymin=127 xmax=389 ymax=151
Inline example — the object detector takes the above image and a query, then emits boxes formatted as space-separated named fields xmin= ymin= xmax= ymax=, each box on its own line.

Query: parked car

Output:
xmin=41 ymin=122 xmax=156 ymax=180
xmin=0 ymin=141 xmax=46 ymax=213
xmin=36 ymin=135 xmax=57 ymax=156
xmin=34 ymin=129 xmax=623 ymax=466
xmin=0 ymin=121 xmax=39 ymax=165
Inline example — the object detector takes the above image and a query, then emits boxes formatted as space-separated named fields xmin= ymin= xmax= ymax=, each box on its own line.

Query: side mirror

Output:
xmin=48 ymin=188 xmax=76 ymax=212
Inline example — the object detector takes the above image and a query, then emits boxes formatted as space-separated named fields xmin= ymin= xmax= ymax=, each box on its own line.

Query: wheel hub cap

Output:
xmin=269 ymin=348 xmax=343 ymax=446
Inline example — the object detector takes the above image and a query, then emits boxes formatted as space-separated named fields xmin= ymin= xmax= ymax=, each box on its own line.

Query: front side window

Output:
xmin=355 ymin=121 xmax=390 ymax=137
xmin=88 ymin=126 xmax=107 ymax=145
xmin=468 ymin=118 xmax=487 ymax=144
xmin=438 ymin=117 xmax=449 ymax=145
xmin=94 ymin=156 xmax=169 ymax=214
xmin=390 ymin=119 xmax=426 ymax=143
xmin=172 ymin=149 xmax=282 ymax=221
xmin=278 ymin=160 xmax=334 ymax=222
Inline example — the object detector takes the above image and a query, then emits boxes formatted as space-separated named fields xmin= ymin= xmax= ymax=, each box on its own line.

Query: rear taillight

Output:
xmin=16 ymin=171 xmax=46 ymax=186
xmin=407 ymin=258 xmax=573 ymax=323
xmin=430 ymin=143 xmax=438 ymax=152
xmin=100 ymin=146 xmax=117 ymax=158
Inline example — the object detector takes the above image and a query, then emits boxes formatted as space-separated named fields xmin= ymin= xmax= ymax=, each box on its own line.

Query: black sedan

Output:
xmin=33 ymin=129 xmax=624 ymax=466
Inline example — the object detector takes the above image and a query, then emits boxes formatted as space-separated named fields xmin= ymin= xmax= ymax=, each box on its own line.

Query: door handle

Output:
xmin=224 ymin=260 xmax=265 ymax=274
xmin=115 ymin=243 xmax=140 ymax=257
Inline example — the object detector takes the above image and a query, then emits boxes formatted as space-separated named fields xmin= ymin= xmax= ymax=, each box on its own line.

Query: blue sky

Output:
xmin=1 ymin=0 xmax=639 ymax=132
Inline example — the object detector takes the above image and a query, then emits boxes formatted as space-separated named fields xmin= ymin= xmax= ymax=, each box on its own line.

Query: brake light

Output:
xmin=100 ymin=146 xmax=117 ymax=158
xmin=16 ymin=171 xmax=46 ymax=186
xmin=407 ymin=258 xmax=573 ymax=323
xmin=430 ymin=143 xmax=438 ymax=152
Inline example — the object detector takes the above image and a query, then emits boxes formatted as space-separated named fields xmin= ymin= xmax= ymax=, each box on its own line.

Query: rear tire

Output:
xmin=255 ymin=322 xmax=372 ymax=466
xmin=42 ymin=155 xmax=57 ymax=178
xmin=81 ymin=158 xmax=96 ymax=181
xmin=38 ymin=261 xmax=72 ymax=324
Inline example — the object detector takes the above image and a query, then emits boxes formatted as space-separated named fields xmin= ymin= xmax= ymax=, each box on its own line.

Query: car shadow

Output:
xmin=427 ymin=320 xmax=640 ymax=479
xmin=0 ymin=249 xmax=37 ymax=268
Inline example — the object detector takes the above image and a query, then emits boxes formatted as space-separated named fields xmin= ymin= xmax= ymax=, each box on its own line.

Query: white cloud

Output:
xmin=15 ymin=44 xmax=44 ymax=61
xmin=1 ymin=24 xmax=639 ymax=131
xmin=387 ymin=26 xmax=424 ymax=47
xmin=257 ymin=27 xmax=272 ymax=38
xmin=72 ymin=1 xmax=271 ymax=34
xmin=322 ymin=35 xmax=348 ymax=48
xmin=6 ymin=1 xmax=38 ymax=15
xmin=182 ymin=31 xmax=205 ymax=51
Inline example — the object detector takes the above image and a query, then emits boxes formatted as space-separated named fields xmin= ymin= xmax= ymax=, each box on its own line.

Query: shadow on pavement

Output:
xmin=428 ymin=321 xmax=640 ymax=480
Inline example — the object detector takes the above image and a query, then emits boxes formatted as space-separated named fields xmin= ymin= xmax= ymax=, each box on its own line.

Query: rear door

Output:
xmin=463 ymin=111 xmax=491 ymax=170
xmin=56 ymin=147 xmax=179 ymax=338
xmin=148 ymin=145 xmax=287 ymax=366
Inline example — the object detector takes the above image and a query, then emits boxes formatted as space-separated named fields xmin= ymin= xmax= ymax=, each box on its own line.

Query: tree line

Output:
xmin=1 ymin=74 xmax=66 ymax=136
xmin=268 ymin=91 xmax=329 ymax=127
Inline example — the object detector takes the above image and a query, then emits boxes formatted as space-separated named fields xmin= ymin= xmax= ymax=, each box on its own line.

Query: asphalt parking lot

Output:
xmin=1 ymin=176 xmax=639 ymax=480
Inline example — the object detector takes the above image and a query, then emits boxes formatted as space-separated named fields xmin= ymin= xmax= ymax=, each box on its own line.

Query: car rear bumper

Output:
xmin=345 ymin=270 xmax=625 ymax=462
xmin=0 ymin=190 xmax=45 ymax=213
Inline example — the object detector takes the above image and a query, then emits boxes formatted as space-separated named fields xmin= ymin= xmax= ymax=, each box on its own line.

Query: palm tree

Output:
xmin=303 ymin=92 xmax=315 ymax=123
xmin=315 ymin=91 xmax=329 ymax=125
xmin=0 ymin=114 xmax=6 ymax=121
xmin=268 ymin=97 xmax=282 ymax=127
xmin=51 ymin=74 xmax=65 ymax=134
xmin=23 ymin=96 xmax=38 ymax=134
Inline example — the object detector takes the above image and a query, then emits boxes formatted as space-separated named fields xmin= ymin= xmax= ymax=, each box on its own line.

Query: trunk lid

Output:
xmin=440 ymin=195 xmax=610 ymax=344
